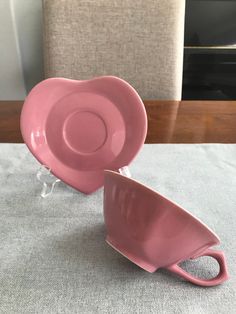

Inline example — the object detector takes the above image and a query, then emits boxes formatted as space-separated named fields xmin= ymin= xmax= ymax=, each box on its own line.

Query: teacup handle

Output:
xmin=166 ymin=248 xmax=229 ymax=287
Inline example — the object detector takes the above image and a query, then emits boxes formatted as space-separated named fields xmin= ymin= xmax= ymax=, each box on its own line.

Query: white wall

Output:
xmin=0 ymin=0 xmax=43 ymax=100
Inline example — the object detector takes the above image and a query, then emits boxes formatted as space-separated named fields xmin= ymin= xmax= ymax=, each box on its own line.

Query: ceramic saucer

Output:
xmin=20 ymin=76 xmax=147 ymax=193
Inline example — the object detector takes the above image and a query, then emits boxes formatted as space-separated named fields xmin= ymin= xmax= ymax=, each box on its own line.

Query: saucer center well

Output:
xmin=63 ymin=111 xmax=107 ymax=154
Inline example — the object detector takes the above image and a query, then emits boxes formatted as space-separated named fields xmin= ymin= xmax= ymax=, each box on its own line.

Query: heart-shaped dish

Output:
xmin=20 ymin=76 xmax=147 ymax=193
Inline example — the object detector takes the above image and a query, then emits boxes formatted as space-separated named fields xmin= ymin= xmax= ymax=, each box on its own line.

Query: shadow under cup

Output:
xmin=103 ymin=170 xmax=229 ymax=287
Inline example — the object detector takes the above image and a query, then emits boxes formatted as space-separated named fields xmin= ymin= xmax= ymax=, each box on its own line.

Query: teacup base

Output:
xmin=106 ymin=236 xmax=157 ymax=273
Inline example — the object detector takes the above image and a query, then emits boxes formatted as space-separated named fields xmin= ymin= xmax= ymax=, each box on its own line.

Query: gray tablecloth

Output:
xmin=0 ymin=144 xmax=235 ymax=314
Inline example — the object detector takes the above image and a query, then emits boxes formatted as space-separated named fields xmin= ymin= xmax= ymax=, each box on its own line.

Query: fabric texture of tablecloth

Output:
xmin=0 ymin=144 xmax=235 ymax=314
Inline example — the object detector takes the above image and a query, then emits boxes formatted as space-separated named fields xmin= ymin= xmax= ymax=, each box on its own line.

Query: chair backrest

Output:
xmin=43 ymin=0 xmax=185 ymax=100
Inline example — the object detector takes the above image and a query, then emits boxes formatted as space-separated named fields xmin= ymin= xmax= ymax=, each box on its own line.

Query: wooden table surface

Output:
xmin=0 ymin=100 xmax=236 ymax=143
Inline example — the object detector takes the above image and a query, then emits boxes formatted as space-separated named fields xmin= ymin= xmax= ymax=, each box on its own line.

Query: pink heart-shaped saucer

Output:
xmin=20 ymin=76 xmax=147 ymax=193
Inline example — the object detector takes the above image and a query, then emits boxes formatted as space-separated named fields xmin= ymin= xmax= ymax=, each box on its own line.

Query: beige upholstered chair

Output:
xmin=43 ymin=0 xmax=185 ymax=100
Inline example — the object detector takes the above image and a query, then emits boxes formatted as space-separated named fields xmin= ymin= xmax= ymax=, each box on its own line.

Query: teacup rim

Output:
xmin=104 ymin=170 xmax=220 ymax=245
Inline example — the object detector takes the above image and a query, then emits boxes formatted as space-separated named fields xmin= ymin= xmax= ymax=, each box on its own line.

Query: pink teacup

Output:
xmin=103 ymin=170 xmax=229 ymax=287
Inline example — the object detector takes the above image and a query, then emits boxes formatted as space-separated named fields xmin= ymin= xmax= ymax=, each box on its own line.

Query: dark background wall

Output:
xmin=183 ymin=0 xmax=236 ymax=100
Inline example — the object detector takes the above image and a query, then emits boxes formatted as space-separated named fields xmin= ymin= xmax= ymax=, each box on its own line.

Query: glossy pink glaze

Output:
xmin=20 ymin=76 xmax=147 ymax=193
xmin=104 ymin=171 xmax=229 ymax=286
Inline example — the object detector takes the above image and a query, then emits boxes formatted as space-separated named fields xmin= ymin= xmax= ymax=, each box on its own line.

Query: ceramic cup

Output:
xmin=103 ymin=170 xmax=229 ymax=287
